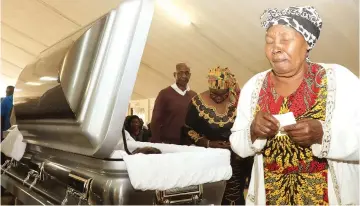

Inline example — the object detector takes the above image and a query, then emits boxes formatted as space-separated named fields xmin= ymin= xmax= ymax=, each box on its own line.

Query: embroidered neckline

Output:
xmin=197 ymin=95 xmax=232 ymax=117
xmin=192 ymin=95 xmax=236 ymax=127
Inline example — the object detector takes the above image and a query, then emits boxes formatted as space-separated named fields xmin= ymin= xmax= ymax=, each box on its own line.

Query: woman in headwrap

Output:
xmin=183 ymin=66 xmax=252 ymax=205
xmin=230 ymin=6 xmax=360 ymax=205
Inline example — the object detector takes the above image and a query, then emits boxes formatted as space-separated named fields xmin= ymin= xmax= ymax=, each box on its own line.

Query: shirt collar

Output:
xmin=171 ymin=83 xmax=190 ymax=96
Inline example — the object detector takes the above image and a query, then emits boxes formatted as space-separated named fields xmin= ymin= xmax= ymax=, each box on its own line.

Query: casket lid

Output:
xmin=13 ymin=0 xmax=155 ymax=158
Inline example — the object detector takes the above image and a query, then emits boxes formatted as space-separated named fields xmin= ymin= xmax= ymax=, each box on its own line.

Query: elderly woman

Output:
xmin=230 ymin=6 xmax=360 ymax=205
xmin=183 ymin=67 xmax=253 ymax=205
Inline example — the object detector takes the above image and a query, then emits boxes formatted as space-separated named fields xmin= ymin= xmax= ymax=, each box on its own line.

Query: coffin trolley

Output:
xmin=0 ymin=0 xmax=232 ymax=204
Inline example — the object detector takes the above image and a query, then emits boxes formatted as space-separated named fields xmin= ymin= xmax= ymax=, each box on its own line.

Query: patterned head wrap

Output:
xmin=208 ymin=66 xmax=240 ymax=105
xmin=260 ymin=6 xmax=323 ymax=52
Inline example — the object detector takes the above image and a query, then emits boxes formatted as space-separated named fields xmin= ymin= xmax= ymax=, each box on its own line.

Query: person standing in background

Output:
xmin=182 ymin=66 xmax=247 ymax=205
xmin=124 ymin=115 xmax=150 ymax=142
xmin=1 ymin=86 xmax=14 ymax=197
xmin=1 ymin=86 xmax=15 ymax=138
xmin=150 ymin=63 xmax=196 ymax=144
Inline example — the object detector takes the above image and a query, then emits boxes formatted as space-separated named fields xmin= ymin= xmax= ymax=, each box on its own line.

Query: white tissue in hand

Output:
xmin=273 ymin=112 xmax=296 ymax=127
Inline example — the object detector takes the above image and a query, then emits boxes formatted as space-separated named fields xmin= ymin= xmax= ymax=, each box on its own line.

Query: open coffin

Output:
xmin=1 ymin=0 xmax=232 ymax=204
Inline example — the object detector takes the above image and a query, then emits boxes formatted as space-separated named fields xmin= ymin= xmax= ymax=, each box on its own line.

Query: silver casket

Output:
xmin=1 ymin=0 xmax=230 ymax=205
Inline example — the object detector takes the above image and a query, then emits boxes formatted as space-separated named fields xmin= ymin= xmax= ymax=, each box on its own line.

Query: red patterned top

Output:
xmin=257 ymin=63 xmax=329 ymax=205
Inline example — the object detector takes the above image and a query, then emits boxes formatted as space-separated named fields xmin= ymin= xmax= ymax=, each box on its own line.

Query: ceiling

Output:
xmin=1 ymin=0 xmax=359 ymax=99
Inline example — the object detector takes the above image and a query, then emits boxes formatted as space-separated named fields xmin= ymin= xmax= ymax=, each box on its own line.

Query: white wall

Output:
xmin=128 ymin=98 xmax=156 ymax=124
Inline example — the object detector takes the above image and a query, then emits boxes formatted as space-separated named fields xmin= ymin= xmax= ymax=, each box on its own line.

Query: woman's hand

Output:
xmin=250 ymin=111 xmax=280 ymax=142
xmin=196 ymin=138 xmax=210 ymax=148
xmin=209 ymin=140 xmax=231 ymax=149
xmin=283 ymin=119 xmax=323 ymax=147
xmin=196 ymin=138 xmax=230 ymax=149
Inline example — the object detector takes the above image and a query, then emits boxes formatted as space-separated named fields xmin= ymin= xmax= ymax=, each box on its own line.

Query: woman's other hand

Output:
xmin=283 ymin=118 xmax=323 ymax=147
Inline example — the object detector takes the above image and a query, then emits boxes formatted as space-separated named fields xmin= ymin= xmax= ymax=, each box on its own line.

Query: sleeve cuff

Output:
xmin=246 ymin=126 xmax=267 ymax=153
xmin=311 ymin=120 xmax=330 ymax=158
xmin=311 ymin=143 xmax=322 ymax=157
xmin=251 ymin=138 xmax=267 ymax=152
xmin=188 ymin=130 xmax=203 ymax=143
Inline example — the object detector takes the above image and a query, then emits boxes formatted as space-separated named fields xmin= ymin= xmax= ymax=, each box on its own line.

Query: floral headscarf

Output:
xmin=208 ymin=66 xmax=240 ymax=106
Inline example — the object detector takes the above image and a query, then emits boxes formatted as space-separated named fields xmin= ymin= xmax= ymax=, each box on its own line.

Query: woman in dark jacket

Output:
xmin=124 ymin=115 xmax=150 ymax=142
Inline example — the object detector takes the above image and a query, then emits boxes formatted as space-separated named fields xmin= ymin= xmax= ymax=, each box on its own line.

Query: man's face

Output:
xmin=174 ymin=66 xmax=191 ymax=87
xmin=6 ymin=87 xmax=14 ymax=96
